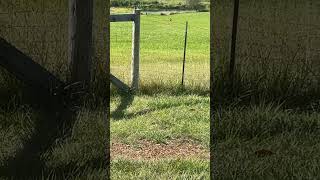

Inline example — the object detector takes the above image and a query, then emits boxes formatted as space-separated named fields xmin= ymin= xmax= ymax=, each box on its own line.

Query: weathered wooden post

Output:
xmin=131 ymin=9 xmax=141 ymax=90
xmin=68 ymin=0 xmax=93 ymax=86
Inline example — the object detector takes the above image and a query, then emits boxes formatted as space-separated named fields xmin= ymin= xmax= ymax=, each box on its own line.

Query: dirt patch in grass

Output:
xmin=111 ymin=139 xmax=209 ymax=160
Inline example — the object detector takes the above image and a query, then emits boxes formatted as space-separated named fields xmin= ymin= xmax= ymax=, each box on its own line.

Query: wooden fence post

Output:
xmin=131 ymin=9 xmax=141 ymax=90
xmin=68 ymin=0 xmax=93 ymax=86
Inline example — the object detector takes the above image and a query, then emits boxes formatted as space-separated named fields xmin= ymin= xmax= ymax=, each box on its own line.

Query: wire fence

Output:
xmin=212 ymin=0 xmax=320 ymax=96
xmin=3 ymin=1 xmax=317 ymax=95
xmin=111 ymin=11 xmax=210 ymax=92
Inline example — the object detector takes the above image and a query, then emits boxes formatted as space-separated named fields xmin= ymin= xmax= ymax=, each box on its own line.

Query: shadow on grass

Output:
xmin=111 ymin=92 xmax=135 ymax=120
xmin=111 ymin=88 xmax=206 ymax=121
xmin=0 ymin=88 xmax=80 ymax=179
xmin=121 ymin=100 xmax=204 ymax=120
xmin=42 ymin=157 xmax=108 ymax=179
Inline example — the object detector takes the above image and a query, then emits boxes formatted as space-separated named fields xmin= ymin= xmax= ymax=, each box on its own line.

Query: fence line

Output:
xmin=212 ymin=0 xmax=320 ymax=93
xmin=111 ymin=12 xmax=209 ymax=91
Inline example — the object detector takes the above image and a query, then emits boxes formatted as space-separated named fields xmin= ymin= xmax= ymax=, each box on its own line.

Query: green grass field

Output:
xmin=110 ymin=3 xmax=319 ymax=179
xmin=0 ymin=7 xmax=210 ymax=179
xmin=110 ymin=9 xmax=210 ymax=179
xmin=111 ymin=10 xmax=209 ymax=93
xmin=110 ymin=95 xmax=210 ymax=179
xmin=0 ymin=1 xmax=320 ymax=179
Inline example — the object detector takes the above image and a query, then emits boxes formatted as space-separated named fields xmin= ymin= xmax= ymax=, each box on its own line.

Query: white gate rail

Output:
xmin=110 ymin=9 xmax=141 ymax=92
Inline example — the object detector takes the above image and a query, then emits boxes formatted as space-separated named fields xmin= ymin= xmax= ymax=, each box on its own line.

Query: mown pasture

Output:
xmin=110 ymin=9 xmax=210 ymax=179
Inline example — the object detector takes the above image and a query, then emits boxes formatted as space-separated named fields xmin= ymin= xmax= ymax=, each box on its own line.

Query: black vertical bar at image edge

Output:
xmin=209 ymin=0 xmax=215 ymax=179
xmin=229 ymin=0 xmax=240 ymax=91
xmin=182 ymin=21 xmax=188 ymax=86
xmin=106 ymin=1 xmax=111 ymax=179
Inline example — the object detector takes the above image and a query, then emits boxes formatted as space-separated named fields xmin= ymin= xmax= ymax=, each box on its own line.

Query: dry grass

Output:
xmin=111 ymin=139 xmax=209 ymax=160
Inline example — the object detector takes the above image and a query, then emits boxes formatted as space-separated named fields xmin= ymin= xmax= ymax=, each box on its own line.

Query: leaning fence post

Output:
xmin=131 ymin=9 xmax=141 ymax=91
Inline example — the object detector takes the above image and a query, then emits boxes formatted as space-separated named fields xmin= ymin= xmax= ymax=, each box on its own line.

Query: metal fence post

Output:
xmin=181 ymin=21 xmax=188 ymax=86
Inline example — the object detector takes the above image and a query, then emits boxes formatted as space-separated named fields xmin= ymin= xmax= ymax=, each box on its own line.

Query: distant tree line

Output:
xmin=111 ymin=0 xmax=207 ymax=11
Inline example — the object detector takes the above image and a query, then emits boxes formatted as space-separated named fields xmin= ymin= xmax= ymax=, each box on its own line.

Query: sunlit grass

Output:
xmin=111 ymin=12 xmax=210 ymax=93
